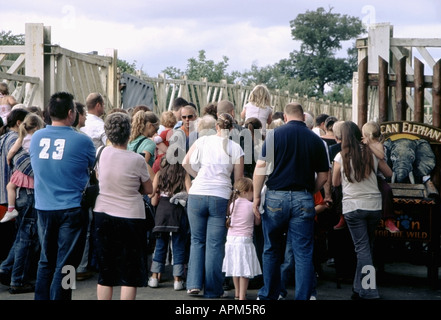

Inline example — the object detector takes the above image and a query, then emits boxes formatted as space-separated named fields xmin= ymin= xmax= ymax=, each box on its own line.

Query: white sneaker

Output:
xmin=148 ymin=277 xmax=159 ymax=288
xmin=174 ymin=280 xmax=185 ymax=291
xmin=0 ymin=209 xmax=18 ymax=223
xmin=310 ymin=295 xmax=317 ymax=300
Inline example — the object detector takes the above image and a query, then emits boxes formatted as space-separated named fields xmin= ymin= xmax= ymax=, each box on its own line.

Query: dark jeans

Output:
xmin=34 ymin=206 xmax=88 ymax=300
xmin=0 ymin=188 xmax=39 ymax=286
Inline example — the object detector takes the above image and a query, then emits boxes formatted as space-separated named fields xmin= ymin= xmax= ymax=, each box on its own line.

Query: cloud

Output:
xmin=2 ymin=0 xmax=440 ymax=77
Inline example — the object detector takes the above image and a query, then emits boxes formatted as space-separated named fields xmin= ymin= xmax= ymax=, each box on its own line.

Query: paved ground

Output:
xmin=0 ymin=261 xmax=439 ymax=301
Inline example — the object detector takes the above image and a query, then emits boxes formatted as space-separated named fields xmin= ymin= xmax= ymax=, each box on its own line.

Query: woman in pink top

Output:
xmin=94 ymin=112 xmax=153 ymax=300
xmin=240 ymin=84 xmax=273 ymax=136
xmin=222 ymin=177 xmax=262 ymax=300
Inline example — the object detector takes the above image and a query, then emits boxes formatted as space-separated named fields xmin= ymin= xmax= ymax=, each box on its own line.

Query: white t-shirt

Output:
xmin=80 ymin=114 xmax=107 ymax=149
xmin=243 ymin=102 xmax=272 ymax=135
xmin=94 ymin=146 xmax=150 ymax=219
xmin=189 ymin=135 xmax=244 ymax=200
xmin=334 ymin=152 xmax=381 ymax=214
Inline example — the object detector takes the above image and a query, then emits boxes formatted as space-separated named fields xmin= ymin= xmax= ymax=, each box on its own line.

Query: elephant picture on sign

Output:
xmin=384 ymin=138 xmax=436 ymax=184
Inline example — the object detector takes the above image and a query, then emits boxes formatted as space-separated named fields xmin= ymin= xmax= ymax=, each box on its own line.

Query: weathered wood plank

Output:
xmin=0 ymin=71 xmax=39 ymax=84
xmin=0 ymin=46 xmax=26 ymax=54
xmin=391 ymin=38 xmax=441 ymax=47
xmin=414 ymin=57 xmax=425 ymax=123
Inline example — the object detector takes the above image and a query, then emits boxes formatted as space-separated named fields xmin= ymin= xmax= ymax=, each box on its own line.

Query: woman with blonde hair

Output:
xmin=240 ymin=84 xmax=273 ymax=135
xmin=128 ymin=110 xmax=160 ymax=177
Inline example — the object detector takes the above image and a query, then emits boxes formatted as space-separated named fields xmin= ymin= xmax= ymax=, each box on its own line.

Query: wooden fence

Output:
xmin=1 ymin=23 xmax=352 ymax=122
xmin=354 ymin=23 xmax=441 ymax=128
xmin=0 ymin=23 xmax=119 ymax=110
xmin=357 ymin=55 xmax=441 ymax=128
xmin=137 ymin=74 xmax=352 ymax=122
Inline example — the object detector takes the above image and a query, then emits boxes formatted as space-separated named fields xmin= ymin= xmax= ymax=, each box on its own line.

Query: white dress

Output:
xmin=222 ymin=198 xmax=262 ymax=278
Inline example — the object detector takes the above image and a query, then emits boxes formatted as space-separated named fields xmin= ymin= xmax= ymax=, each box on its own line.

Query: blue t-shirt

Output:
xmin=29 ymin=125 xmax=96 ymax=210
xmin=260 ymin=120 xmax=329 ymax=193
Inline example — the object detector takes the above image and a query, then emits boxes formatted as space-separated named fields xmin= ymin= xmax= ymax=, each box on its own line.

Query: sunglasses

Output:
xmin=181 ymin=115 xmax=194 ymax=120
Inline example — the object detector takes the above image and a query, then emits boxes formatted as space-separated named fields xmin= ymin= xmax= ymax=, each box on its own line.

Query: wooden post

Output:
xmin=433 ymin=59 xmax=441 ymax=128
xmin=414 ymin=57 xmax=425 ymax=123
xmin=378 ymin=56 xmax=389 ymax=123
xmin=105 ymin=48 xmax=118 ymax=110
xmin=25 ymin=23 xmax=47 ymax=108
xmin=357 ymin=57 xmax=368 ymax=128
xmin=395 ymin=56 xmax=407 ymax=121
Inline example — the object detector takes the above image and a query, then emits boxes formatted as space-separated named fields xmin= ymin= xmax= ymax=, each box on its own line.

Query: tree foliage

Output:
xmin=117 ymin=58 xmax=137 ymax=74
xmin=162 ymin=50 xmax=238 ymax=83
xmin=0 ymin=30 xmax=24 ymax=45
xmin=289 ymin=7 xmax=365 ymax=95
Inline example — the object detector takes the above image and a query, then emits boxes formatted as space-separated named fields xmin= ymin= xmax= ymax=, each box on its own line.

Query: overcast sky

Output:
xmin=2 ymin=0 xmax=441 ymax=76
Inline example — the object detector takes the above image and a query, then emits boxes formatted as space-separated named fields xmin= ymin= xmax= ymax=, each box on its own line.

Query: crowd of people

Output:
xmin=0 ymin=81 xmax=397 ymax=300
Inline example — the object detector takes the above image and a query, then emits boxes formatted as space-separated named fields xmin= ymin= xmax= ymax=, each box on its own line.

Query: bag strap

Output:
xmin=84 ymin=145 xmax=106 ymax=192
xmin=134 ymin=136 xmax=147 ymax=154
xmin=93 ymin=145 xmax=106 ymax=169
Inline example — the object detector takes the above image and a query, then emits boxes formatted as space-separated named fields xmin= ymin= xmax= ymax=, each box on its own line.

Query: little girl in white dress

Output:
xmin=222 ymin=177 xmax=262 ymax=300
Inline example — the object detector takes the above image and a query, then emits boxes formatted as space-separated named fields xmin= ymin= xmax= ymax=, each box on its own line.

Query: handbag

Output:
xmin=82 ymin=146 xmax=106 ymax=209
xmin=144 ymin=198 xmax=155 ymax=230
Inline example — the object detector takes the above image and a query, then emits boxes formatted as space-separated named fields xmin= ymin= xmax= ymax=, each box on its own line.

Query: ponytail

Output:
xmin=226 ymin=189 xmax=240 ymax=228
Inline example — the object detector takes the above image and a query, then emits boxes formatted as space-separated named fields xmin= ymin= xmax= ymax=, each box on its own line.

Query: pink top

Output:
xmin=94 ymin=146 xmax=150 ymax=219
xmin=227 ymin=197 xmax=255 ymax=238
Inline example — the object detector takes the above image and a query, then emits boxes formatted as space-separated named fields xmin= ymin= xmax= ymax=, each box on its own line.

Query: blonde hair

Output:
xmin=362 ymin=120 xmax=383 ymax=143
xmin=129 ymin=110 xmax=159 ymax=142
xmin=226 ymin=177 xmax=253 ymax=228
xmin=268 ymin=118 xmax=284 ymax=129
xmin=160 ymin=111 xmax=177 ymax=128
xmin=333 ymin=121 xmax=345 ymax=140
xmin=18 ymin=113 xmax=45 ymax=140
xmin=248 ymin=84 xmax=271 ymax=109
xmin=197 ymin=115 xmax=216 ymax=135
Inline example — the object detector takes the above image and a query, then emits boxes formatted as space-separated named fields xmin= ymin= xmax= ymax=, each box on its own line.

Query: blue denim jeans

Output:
xmin=280 ymin=232 xmax=317 ymax=299
xmin=258 ymin=190 xmax=316 ymax=300
xmin=186 ymin=194 xmax=228 ymax=298
xmin=344 ymin=209 xmax=381 ymax=299
xmin=151 ymin=211 xmax=189 ymax=277
xmin=0 ymin=188 xmax=39 ymax=286
xmin=34 ymin=207 xmax=88 ymax=300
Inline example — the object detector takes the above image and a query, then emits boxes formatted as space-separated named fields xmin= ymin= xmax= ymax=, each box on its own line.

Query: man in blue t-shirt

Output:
xmin=252 ymin=102 xmax=329 ymax=300
xmin=30 ymin=92 xmax=95 ymax=300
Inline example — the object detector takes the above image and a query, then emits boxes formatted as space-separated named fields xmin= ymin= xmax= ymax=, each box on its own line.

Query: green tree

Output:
xmin=162 ymin=50 xmax=239 ymax=83
xmin=0 ymin=30 xmax=24 ymax=45
xmin=0 ymin=30 xmax=25 ymax=62
xmin=290 ymin=7 xmax=365 ymax=95
xmin=161 ymin=66 xmax=185 ymax=79
xmin=117 ymin=58 xmax=137 ymax=74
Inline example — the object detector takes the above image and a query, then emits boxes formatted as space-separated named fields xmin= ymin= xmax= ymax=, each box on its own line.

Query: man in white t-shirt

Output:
xmin=81 ymin=93 xmax=108 ymax=149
